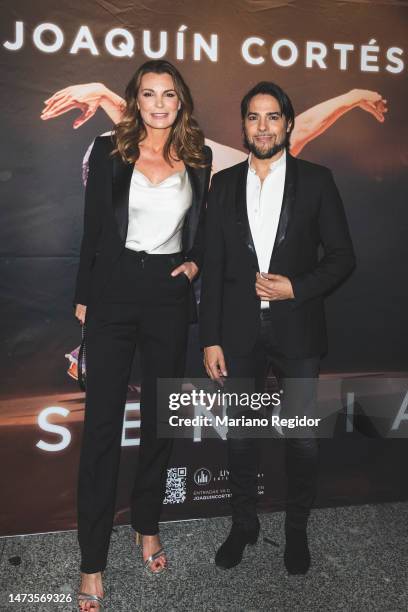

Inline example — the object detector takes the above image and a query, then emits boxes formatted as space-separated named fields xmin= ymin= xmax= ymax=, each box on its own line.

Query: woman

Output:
xmin=74 ymin=60 xmax=211 ymax=610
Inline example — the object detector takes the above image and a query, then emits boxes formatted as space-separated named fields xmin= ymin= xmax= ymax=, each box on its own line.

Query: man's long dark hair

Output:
xmin=240 ymin=81 xmax=295 ymax=150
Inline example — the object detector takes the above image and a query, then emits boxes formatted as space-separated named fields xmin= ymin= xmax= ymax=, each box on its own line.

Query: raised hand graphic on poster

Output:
xmin=41 ymin=82 xmax=387 ymax=168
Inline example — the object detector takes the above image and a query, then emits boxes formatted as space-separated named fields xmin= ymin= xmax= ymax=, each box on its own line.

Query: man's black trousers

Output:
xmin=224 ymin=313 xmax=320 ymax=532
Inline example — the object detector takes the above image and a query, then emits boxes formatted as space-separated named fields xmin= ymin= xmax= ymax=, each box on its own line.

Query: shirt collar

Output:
xmin=248 ymin=148 xmax=286 ymax=175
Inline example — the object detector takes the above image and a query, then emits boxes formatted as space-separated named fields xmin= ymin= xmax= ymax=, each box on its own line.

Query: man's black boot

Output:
xmin=284 ymin=524 xmax=311 ymax=575
xmin=215 ymin=520 xmax=260 ymax=569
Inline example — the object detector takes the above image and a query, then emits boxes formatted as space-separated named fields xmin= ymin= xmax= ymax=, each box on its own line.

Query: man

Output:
xmin=199 ymin=82 xmax=355 ymax=574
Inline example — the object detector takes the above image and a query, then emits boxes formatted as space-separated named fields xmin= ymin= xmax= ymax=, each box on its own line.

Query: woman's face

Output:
xmin=137 ymin=72 xmax=181 ymax=130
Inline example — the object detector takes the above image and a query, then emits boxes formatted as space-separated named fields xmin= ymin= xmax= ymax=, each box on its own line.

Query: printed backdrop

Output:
xmin=1 ymin=1 xmax=407 ymax=535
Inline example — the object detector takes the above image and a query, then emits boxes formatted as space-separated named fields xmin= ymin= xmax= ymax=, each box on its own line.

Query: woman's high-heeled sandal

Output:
xmin=135 ymin=532 xmax=168 ymax=575
xmin=78 ymin=591 xmax=104 ymax=609
xmin=144 ymin=547 xmax=167 ymax=574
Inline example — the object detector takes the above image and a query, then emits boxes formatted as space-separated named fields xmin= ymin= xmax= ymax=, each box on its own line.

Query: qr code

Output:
xmin=163 ymin=467 xmax=187 ymax=504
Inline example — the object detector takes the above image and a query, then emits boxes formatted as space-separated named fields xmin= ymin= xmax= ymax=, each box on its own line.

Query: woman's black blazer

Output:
xmin=74 ymin=134 xmax=212 ymax=319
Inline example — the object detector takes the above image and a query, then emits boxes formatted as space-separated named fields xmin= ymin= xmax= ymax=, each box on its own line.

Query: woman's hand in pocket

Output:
xmin=75 ymin=304 xmax=87 ymax=325
xmin=170 ymin=261 xmax=198 ymax=282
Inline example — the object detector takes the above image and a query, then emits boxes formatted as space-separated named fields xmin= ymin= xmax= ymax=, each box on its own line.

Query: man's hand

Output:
xmin=171 ymin=261 xmax=198 ymax=282
xmin=75 ymin=304 xmax=87 ymax=325
xmin=255 ymin=273 xmax=295 ymax=301
xmin=204 ymin=345 xmax=228 ymax=382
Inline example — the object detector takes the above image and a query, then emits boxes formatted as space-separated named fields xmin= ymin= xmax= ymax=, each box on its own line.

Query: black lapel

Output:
xmin=185 ymin=164 xmax=200 ymax=207
xmin=184 ymin=165 xmax=201 ymax=252
xmin=269 ymin=152 xmax=297 ymax=264
xmin=235 ymin=161 xmax=258 ymax=264
xmin=112 ymin=154 xmax=134 ymax=243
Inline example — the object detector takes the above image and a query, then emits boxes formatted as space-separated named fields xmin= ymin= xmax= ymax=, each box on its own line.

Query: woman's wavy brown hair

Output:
xmin=112 ymin=60 xmax=208 ymax=168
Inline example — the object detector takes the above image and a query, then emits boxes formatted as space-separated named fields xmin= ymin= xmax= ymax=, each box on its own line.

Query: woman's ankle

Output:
xmin=80 ymin=571 xmax=103 ymax=581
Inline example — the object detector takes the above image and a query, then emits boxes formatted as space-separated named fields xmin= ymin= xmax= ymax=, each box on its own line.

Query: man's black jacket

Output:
xmin=199 ymin=153 xmax=356 ymax=358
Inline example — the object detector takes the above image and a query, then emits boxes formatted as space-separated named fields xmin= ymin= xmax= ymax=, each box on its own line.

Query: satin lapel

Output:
xmin=270 ymin=152 xmax=297 ymax=262
xmin=184 ymin=164 xmax=201 ymax=253
xmin=112 ymin=154 xmax=134 ymax=243
xmin=186 ymin=164 xmax=200 ymax=206
xmin=235 ymin=161 xmax=257 ymax=262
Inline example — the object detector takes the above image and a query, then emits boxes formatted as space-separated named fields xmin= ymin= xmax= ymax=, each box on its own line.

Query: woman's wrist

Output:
xmin=186 ymin=261 xmax=198 ymax=274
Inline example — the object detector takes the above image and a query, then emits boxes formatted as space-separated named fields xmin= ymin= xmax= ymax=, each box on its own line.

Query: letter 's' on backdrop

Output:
xmin=1 ymin=1 xmax=407 ymax=536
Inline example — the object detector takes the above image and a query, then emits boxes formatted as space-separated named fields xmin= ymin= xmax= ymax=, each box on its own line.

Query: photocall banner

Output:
xmin=1 ymin=1 xmax=407 ymax=536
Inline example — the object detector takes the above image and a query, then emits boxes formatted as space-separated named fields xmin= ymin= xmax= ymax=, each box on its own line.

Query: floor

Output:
xmin=1 ymin=502 xmax=407 ymax=611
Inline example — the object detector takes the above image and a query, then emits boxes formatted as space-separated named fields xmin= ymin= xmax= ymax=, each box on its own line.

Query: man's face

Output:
xmin=243 ymin=94 xmax=291 ymax=159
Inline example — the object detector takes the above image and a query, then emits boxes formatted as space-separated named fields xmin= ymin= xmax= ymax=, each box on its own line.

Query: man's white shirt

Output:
xmin=246 ymin=149 xmax=286 ymax=309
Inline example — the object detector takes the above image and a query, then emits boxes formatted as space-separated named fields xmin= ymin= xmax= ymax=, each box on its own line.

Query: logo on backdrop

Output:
xmin=194 ymin=468 xmax=212 ymax=486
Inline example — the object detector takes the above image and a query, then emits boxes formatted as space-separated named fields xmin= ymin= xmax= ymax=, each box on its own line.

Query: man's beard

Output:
xmin=244 ymin=132 xmax=289 ymax=160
